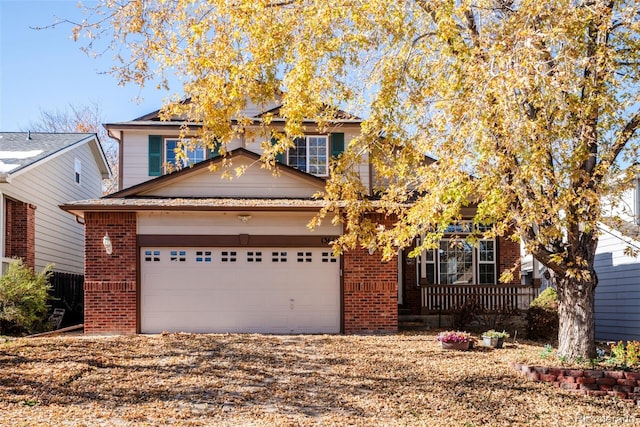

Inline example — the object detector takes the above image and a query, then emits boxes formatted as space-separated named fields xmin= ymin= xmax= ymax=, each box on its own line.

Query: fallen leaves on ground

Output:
xmin=0 ymin=332 xmax=637 ymax=426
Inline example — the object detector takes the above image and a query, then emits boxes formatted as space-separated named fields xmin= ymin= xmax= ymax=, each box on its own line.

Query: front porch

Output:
xmin=421 ymin=283 xmax=541 ymax=314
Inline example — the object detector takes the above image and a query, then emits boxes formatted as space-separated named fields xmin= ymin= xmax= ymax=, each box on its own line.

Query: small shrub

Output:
xmin=608 ymin=340 xmax=640 ymax=369
xmin=0 ymin=260 xmax=52 ymax=335
xmin=526 ymin=287 xmax=558 ymax=340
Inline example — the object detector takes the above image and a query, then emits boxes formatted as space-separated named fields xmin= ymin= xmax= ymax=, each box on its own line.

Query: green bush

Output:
xmin=0 ymin=260 xmax=52 ymax=335
xmin=526 ymin=287 xmax=559 ymax=340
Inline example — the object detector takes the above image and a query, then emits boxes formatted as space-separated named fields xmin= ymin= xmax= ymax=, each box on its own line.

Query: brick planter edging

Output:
xmin=511 ymin=362 xmax=640 ymax=405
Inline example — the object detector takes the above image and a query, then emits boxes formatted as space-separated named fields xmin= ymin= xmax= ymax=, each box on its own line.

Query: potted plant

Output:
xmin=482 ymin=330 xmax=510 ymax=348
xmin=435 ymin=331 xmax=475 ymax=350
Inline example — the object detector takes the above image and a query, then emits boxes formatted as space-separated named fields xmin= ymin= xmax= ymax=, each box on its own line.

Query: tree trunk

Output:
xmin=555 ymin=275 xmax=597 ymax=360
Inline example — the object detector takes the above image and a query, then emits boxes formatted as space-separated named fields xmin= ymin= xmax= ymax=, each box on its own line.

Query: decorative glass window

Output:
xmin=439 ymin=240 xmax=474 ymax=284
xmin=165 ymin=138 xmax=206 ymax=170
xmin=287 ymin=136 xmax=328 ymax=176
xmin=417 ymin=236 xmax=497 ymax=285
xmin=74 ymin=158 xmax=81 ymax=185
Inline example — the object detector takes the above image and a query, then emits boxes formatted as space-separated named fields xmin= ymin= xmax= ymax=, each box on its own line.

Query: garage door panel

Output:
xmin=141 ymin=247 xmax=339 ymax=333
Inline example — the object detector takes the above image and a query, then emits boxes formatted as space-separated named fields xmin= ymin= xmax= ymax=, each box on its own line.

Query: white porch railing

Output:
xmin=421 ymin=284 xmax=541 ymax=313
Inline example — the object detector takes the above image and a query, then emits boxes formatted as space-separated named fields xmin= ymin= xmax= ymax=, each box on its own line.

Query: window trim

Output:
xmin=417 ymin=236 xmax=497 ymax=285
xmin=286 ymin=135 xmax=330 ymax=177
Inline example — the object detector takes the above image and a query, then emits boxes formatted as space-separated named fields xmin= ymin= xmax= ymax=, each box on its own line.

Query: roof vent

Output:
xmin=27 ymin=130 xmax=31 ymax=140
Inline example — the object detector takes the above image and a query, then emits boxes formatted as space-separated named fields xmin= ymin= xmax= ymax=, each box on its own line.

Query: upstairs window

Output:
xmin=287 ymin=135 xmax=329 ymax=176
xmin=74 ymin=158 xmax=81 ymax=185
xmin=165 ymin=138 xmax=206 ymax=171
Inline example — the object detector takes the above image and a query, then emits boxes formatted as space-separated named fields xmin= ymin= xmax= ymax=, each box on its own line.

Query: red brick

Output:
xmin=586 ymin=390 xmax=608 ymax=397
xmin=5 ymin=198 xmax=35 ymax=269
xmin=557 ymin=376 xmax=575 ymax=383
xmin=583 ymin=370 xmax=603 ymax=378
xmin=566 ymin=369 xmax=584 ymax=377
xmin=578 ymin=383 xmax=599 ymax=391
xmin=607 ymin=391 xmax=627 ymax=399
xmin=540 ymin=374 xmax=556 ymax=382
xmin=605 ymin=371 xmax=625 ymax=379
xmin=343 ymin=214 xmax=398 ymax=333
xmin=576 ymin=377 xmax=595 ymax=385
xmin=84 ymin=212 xmax=137 ymax=334
xmin=624 ymin=372 xmax=640 ymax=381
xmin=596 ymin=377 xmax=617 ymax=386
xmin=617 ymin=379 xmax=637 ymax=387
xmin=559 ymin=382 xmax=580 ymax=390
xmin=548 ymin=368 xmax=564 ymax=376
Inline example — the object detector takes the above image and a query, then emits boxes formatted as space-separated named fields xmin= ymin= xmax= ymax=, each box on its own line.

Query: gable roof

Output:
xmin=106 ymin=147 xmax=327 ymax=198
xmin=104 ymin=98 xmax=362 ymax=130
xmin=0 ymin=132 xmax=111 ymax=181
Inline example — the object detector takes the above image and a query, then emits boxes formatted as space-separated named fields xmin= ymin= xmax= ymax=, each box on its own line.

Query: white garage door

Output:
xmin=140 ymin=247 xmax=340 ymax=333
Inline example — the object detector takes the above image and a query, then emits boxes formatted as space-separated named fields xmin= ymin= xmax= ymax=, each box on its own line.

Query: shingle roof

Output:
xmin=600 ymin=217 xmax=640 ymax=242
xmin=60 ymin=197 xmax=346 ymax=218
xmin=0 ymin=132 xmax=97 ymax=174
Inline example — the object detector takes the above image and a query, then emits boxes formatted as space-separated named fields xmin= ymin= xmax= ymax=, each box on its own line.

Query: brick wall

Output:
xmin=498 ymin=235 xmax=521 ymax=284
xmin=84 ymin=212 xmax=137 ymax=334
xmin=343 ymin=213 xmax=398 ymax=333
xmin=4 ymin=198 xmax=35 ymax=270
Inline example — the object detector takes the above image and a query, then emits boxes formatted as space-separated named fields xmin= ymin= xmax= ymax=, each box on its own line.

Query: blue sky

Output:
xmin=0 ymin=0 xmax=171 ymax=131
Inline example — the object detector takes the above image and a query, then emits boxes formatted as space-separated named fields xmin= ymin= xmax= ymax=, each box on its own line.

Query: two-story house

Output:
xmin=61 ymin=103 xmax=522 ymax=335
xmin=0 ymin=132 xmax=110 ymax=275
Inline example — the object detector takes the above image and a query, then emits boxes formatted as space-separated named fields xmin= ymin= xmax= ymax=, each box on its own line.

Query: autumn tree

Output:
xmin=24 ymin=101 xmax=118 ymax=194
xmin=68 ymin=0 xmax=640 ymax=359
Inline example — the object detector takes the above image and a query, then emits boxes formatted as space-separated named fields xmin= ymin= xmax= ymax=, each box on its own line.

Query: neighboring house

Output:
xmin=595 ymin=177 xmax=640 ymax=341
xmin=0 ymin=132 xmax=110 ymax=274
xmin=61 ymin=104 xmax=522 ymax=335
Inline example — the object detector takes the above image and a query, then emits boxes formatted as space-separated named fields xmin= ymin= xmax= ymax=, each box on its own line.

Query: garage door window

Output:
xmin=170 ymin=250 xmax=187 ymax=262
xmin=196 ymin=251 xmax=212 ymax=262
xmin=144 ymin=250 xmax=161 ymax=262
xmin=272 ymin=251 xmax=288 ymax=262
xmin=297 ymin=252 xmax=313 ymax=263
xmin=222 ymin=251 xmax=237 ymax=262
xmin=247 ymin=251 xmax=263 ymax=262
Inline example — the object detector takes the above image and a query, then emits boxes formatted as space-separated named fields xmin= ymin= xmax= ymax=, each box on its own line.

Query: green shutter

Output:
xmin=330 ymin=133 xmax=344 ymax=158
xmin=207 ymin=139 xmax=220 ymax=158
xmin=148 ymin=135 xmax=162 ymax=176
xmin=272 ymin=136 xmax=285 ymax=163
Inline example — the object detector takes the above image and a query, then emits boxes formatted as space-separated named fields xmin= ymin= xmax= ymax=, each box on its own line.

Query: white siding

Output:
xmin=0 ymin=143 xmax=104 ymax=273
xmin=120 ymin=125 xmax=371 ymax=193
xmin=138 ymin=211 xmax=340 ymax=236
xmin=121 ymin=130 xmax=243 ymax=188
xmin=594 ymin=225 xmax=640 ymax=341
xmin=140 ymin=156 xmax=325 ymax=198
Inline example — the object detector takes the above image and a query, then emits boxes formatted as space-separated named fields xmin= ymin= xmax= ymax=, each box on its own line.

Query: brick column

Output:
xmin=4 ymin=198 xmax=35 ymax=270
xmin=498 ymin=235 xmax=521 ymax=284
xmin=84 ymin=212 xmax=137 ymax=334
xmin=342 ymin=213 xmax=398 ymax=333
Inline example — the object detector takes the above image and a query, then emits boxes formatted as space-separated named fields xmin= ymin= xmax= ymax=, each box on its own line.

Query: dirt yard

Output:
xmin=0 ymin=332 xmax=638 ymax=426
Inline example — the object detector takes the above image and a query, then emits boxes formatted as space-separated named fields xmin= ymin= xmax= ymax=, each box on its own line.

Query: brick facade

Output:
xmin=342 ymin=213 xmax=398 ymax=333
xmin=497 ymin=235 xmax=521 ymax=284
xmin=84 ymin=212 xmax=137 ymax=334
xmin=4 ymin=198 xmax=35 ymax=270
